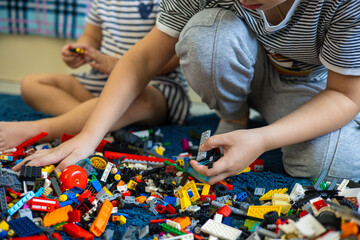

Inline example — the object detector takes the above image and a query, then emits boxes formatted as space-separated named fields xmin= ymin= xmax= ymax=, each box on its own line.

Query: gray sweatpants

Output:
xmin=175 ymin=8 xmax=360 ymax=180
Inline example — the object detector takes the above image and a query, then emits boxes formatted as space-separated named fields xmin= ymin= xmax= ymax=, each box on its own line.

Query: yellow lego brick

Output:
xmin=42 ymin=165 xmax=55 ymax=174
xmin=247 ymin=205 xmax=282 ymax=219
xmin=272 ymin=200 xmax=292 ymax=214
xmin=0 ymin=220 xmax=10 ymax=231
xmin=179 ymin=196 xmax=191 ymax=210
xmin=178 ymin=181 xmax=200 ymax=202
xmin=127 ymin=180 xmax=137 ymax=190
xmin=259 ymin=188 xmax=288 ymax=201
xmin=238 ymin=166 xmax=251 ymax=174
xmin=196 ymin=183 xmax=211 ymax=195
xmin=103 ymin=187 xmax=113 ymax=196
xmin=272 ymin=193 xmax=290 ymax=202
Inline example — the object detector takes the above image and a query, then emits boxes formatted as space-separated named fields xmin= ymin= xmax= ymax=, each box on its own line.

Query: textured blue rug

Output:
xmin=0 ymin=93 xmax=311 ymax=238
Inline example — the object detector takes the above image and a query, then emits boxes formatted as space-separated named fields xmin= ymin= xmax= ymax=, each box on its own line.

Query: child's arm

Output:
xmin=12 ymin=27 xmax=178 ymax=172
xmin=192 ymin=70 xmax=360 ymax=184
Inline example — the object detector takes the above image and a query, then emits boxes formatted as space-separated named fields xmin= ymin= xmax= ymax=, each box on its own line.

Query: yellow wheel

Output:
xmin=89 ymin=155 xmax=108 ymax=169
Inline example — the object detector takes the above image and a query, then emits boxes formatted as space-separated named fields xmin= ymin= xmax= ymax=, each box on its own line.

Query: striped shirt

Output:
xmin=87 ymin=0 xmax=161 ymax=58
xmin=157 ymin=0 xmax=360 ymax=81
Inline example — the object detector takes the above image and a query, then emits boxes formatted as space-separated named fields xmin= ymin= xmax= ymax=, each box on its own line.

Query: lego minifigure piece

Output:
xmin=200 ymin=219 xmax=242 ymax=240
xmin=8 ymin=217 xmax=43 ymax=237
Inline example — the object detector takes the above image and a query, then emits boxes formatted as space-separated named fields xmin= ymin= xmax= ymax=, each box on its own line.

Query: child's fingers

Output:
xmin=55 ymin=154 xmax=83 ymax=172
xmin=207 ymin=172 xmax=231 ymax=185
xmin=199 ymin=134 xmax=225 ymax=152
xmin=191 ymin=154 xmax=237 ymax=176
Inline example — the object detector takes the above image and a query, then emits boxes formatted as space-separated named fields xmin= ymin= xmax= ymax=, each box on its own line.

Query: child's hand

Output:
xmin=84 ymin=46 xmax=118 ymax=75
xmin=61 ymin=43 xmax=88 ymax=69
xmin=12 ymin=134 xmax=97 ymax=173
xmin=190 ymin=129 xmax=265 ymax=184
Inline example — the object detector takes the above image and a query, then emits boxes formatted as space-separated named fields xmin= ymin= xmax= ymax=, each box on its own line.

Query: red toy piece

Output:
xmin=59 ymin=165 xmax=88 ymax=189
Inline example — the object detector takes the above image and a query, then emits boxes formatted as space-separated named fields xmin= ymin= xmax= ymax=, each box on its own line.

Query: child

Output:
xmin=0 ymin=0 xmax=190 ymax=150
xmin=13 ymin=0 xmax=360 ymax=185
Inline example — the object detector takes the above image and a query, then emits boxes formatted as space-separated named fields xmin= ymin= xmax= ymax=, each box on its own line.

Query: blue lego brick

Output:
xmin=8 ymin=217 xmax=43 ymax=237
xmin=236 ymin=192 xmax=247 ymax=201
xmin=8 ymin=191 xmax=35 ymax=216
xmin=164 ymin=196 xmax=177 ymax=207
xmin=223 ymin=217 xmax=233 ymax=227
xmin=91 ymin=179 xmax=103 ymax=192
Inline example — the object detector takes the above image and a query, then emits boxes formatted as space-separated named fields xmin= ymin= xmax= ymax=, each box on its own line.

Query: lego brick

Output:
xmin=43 ymin=205 xmax=73 ymax=227
xmin=200 ymin=219 xmax=242 ymax=240
xmin=247 ymin=205 xmax=282 ymax=219
xmin=259 ymin=188 xmax=288 ymax=201
xmin=196 ymin=130 xmax=211 ymax=161
xmin=8 ymin=217 xmax=43 ymax=237
xmin=8 ymin=191 xmax=35 ymax=216
xmin=89 ymin=199 xmax=113 ymax=237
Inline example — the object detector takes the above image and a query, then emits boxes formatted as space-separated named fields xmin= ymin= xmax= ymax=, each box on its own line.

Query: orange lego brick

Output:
xmin=89 ymin=199 xmax=113 ymax=237
xmin=43 ymin=205 xmax=73 ymax=227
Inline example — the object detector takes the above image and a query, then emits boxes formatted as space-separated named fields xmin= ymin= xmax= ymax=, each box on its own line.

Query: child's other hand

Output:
xmin=61 ymin=43 xmax=88 ymax=69
xmin=12 ymin=134 xmax=97 ymax=173
xmin=190 ymin=129 xmax=265 ymax=185
xmin=84 ymin=46 xmax=118 ymax=75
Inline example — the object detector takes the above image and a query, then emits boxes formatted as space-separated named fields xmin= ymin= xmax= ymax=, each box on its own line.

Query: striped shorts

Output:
xmin=73 ymin=68 xmax=191 ymax=125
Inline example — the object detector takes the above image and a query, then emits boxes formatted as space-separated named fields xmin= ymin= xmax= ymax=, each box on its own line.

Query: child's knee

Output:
xmin=282 ymin=121 xmax=360 ymax=181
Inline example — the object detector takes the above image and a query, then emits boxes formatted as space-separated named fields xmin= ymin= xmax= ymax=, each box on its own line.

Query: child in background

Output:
xmin=12 ymin=0 xmax=360 ymax=184
xmin=0 ymin=0 xmax=190 ymax=150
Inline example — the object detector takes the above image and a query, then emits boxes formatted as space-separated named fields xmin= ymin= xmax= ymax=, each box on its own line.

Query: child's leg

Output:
xmin=249 ymin=58 xmax=360 ymax=180
xmin=0 ymin=85 xmax=167 ymax=150
xmin=21 ymin=73 xmax=94 ymax=115
xmin=176 ymin=8 xmax=260 ymax=134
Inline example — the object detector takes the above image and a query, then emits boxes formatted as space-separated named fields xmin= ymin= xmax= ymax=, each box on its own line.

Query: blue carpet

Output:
xmin=0 ymin=93 xmax=311 ymax=238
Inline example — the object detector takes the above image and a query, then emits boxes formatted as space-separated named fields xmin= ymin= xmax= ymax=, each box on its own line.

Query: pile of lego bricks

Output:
xmin=1 ymin=129 xmax=360 ymax=240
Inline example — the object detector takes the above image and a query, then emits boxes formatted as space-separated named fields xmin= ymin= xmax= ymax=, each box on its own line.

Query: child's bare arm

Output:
xmin=192 ymin=70 xmax=360 ymax=184
xmin=76 ymin=23 xmax=102 ymax=49
xmin=13 ymin=27 xmax=178 ymax=172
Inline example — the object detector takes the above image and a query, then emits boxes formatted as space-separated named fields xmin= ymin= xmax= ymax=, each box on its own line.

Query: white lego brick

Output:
xmin=162 ymin=233 xmax=194 ymax=240
xmin=317 ymin=231 xmax=340 ymax=240
xmin=295 ymin=214 xmax=326 ymax=238
xmin=277 ymin=219 xmax=300 ymax=235
xmin=201 ymin=219 xmax=242 ymax=240
xmin=166 ymin=220 xmax=181 ymax=230
xmin=337 ymin=179 xmax=349 ymax=192
xmin=338 ymin=188 xmax=360 ymax=198
xmin=213 ymin=213 xmax=223 ymax=222
xmin=254 ymin=188 xmax=266 ymax=196
xmin=289 ymin=183 xmax=305 ymax=202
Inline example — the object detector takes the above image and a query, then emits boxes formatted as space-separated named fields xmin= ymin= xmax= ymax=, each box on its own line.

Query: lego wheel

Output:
xmin=89 ymin=155 xmax=108 ymax=169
